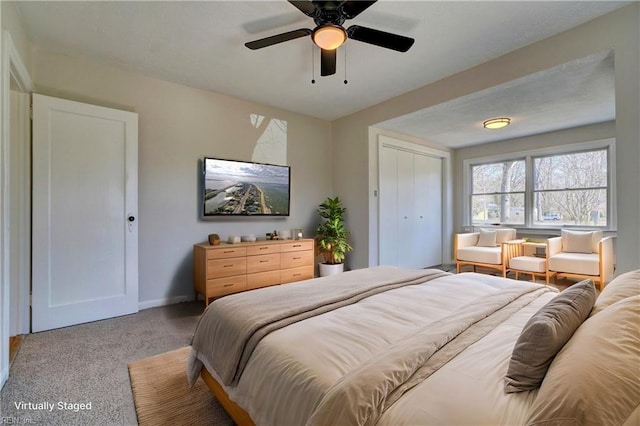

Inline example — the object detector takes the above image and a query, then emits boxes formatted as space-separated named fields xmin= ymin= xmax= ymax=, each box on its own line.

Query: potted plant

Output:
xmin=316 ymin=196 xmax=353 ymax=276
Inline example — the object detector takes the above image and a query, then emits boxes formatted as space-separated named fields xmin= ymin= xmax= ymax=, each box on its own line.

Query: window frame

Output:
xmin=470 ymin=159 xmax=527 ymax=226
xmin=462 ymin=138 xmax=616 ymax=231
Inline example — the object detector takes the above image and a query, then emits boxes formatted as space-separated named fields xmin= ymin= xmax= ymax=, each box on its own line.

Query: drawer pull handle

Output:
xmin=260 ymin=260 xmax=269 ymax=263
xmin=293 ymin=244 xmax=301 ymax=247
xmin=223 ymin=250 xmax=234 ymax=253
xmin=293 ymin=273 xmax=301 ymax=277
xmin=293 ymin=256 xmax=301 ymax=260
xmin=223 ymin=283 xmax=234 ymax=287
xmin=260 ymin=247 xmax=268 ymax=250
xmin=223 ymin=264 xmax=234 ymax=268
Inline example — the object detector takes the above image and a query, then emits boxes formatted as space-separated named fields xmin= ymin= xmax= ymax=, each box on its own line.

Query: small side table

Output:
xmin=509 ymin=242 xmax=555 ymax=284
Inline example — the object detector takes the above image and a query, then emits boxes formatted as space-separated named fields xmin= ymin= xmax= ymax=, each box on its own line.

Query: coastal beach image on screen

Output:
xmin=203 ymin=158 xmax=290 ymax=216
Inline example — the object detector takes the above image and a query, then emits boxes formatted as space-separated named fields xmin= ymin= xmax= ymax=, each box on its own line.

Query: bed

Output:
xmin=187 ymin=266 xmax=640 ymax=426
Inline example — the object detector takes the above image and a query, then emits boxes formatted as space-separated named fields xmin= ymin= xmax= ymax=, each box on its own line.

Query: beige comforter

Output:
xmin=188 ymin=267 xmax=449 ymax=386
xmin=188 ymin=266 xmax=557 ymax=426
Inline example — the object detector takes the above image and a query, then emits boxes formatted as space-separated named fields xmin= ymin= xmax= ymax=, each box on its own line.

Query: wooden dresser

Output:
xmin=193 ymin=239 xmax=315 ymax=305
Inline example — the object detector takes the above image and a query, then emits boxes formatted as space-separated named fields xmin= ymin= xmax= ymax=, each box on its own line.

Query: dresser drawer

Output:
xmin=280 ymin=240 xmax=313 ymax=253
xmin=207 ymin=257 xmax=247 ymax=278
xmin=207 ymin=246 xmax=247 ymax=259
xmin=207 ymin=275 xmax=247 ymax=297
xmin=281 ymin=266 xmax=314 ymax=284
xmin=247 ymin=253 xmax=280 ymax=274
xmin=246 ymin=244 xmax=281 ymax=256
xmin=246 ymin=270 xmax=281 ymax=290
xmin=280 ymin=250 xmax=313 ymax=269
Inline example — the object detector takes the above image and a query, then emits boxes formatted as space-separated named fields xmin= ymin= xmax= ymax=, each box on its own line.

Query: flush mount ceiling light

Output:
xmin=483 ymin=117 xmax=511 ymax=130
xmin=312 ymin=24 xmax=347 ymax=50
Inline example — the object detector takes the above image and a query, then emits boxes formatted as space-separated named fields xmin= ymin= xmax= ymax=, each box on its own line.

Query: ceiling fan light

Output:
xmin=483 ymin=117 xmax=511 ymax=129
xmin=313 ymin=25 xmax=346 ymax=50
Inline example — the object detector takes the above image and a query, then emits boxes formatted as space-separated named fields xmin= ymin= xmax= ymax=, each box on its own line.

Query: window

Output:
xmin=466 ymin=143 xmax=612 ymax=229
xmin=533 ymin=150 xmax=607 ymax=226
xmin=471 ymin=160 xmax=525 ymax=225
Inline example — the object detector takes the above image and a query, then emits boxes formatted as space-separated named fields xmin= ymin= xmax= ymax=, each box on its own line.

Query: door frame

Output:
xmin=1 ymin=29 xmax=33 ymax=388
xmin=368 ymin=128 xmax=453 ymax=268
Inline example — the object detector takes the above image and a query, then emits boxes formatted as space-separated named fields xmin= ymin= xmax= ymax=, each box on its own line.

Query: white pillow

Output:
xmin=477 ymin=229 xmax=497 ymax=247
xmin=561 ymin=230 xmax=594 ymax=254
xmin=495 ymin=228 xmax=517 ymax=244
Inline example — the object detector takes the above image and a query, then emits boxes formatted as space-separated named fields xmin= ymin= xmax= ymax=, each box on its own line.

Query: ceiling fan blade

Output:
xmin=347 ymin=25 xmax=414 ymax=52
xmin=341 ymin=1 xmax=377 ymax=19
xmin=320 ymin=49 xmax=337 ymax=76
xmin=288 ymin=0 xmax=317 ymax=17
xmin=245 ymin=28 xmax=312 ymax=50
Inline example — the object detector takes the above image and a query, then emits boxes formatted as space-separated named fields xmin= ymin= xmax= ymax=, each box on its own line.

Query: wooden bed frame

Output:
xmin=200 ymin=367 xmax=255 ymax=426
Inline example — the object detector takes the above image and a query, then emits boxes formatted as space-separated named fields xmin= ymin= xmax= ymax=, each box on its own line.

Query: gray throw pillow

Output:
xmin=504 ymin=279 xmax=596 ymax=393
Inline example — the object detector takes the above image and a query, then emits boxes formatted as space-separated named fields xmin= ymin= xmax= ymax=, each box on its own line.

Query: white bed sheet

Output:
xmin=219 ymin=271 xmax=557 ymax=426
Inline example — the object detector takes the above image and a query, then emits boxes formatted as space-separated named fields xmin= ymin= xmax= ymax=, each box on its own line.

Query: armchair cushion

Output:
xmin=561 ymin=230 xmax=593 ymax=253
xmin=456 ymin=246 xmax=502 ymax=265
xmin=548 ymin=252 xmax=600 ymax=276
xmin=561 ymin=229 xmax=603 ymax=253
xmin=477 ymin=229 xmax=497 ymax=247
xmin=495 ymin=228 xmax=516 ymax=244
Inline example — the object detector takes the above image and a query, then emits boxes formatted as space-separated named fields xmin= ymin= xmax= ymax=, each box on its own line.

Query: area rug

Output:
xmin=128 ymin=346 xmax=233 ymax=426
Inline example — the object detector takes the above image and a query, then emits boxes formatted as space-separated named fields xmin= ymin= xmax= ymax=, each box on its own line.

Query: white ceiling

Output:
xmin=15 ymin=1 xmax=627 ymax=146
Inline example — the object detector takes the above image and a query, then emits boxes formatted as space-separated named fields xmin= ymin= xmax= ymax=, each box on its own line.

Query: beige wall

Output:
xmin=1 ymin=1 xmax=32 ymax=75
xmin=334 ymin=4 xmax=639 ymax=273
xmin=32 ymin=51 xmax=333 ymax=305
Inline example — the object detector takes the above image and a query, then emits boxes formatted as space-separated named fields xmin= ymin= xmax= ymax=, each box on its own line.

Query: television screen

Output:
xmin=202 ymin=157 xmax=290 ymax=216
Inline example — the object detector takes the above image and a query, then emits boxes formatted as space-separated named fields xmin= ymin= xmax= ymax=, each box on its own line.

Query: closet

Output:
xmin=379 ymin=143 xmax=443 ymax=269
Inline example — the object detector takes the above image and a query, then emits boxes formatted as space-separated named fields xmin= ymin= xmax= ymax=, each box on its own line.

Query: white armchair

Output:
xmin=547 ymin=230 xmax=614 ymax=291
xmin=455 ymin=228 xmax=520 ymax=277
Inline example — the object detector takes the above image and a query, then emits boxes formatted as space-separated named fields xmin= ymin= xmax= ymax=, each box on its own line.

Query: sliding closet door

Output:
xmin=414 ymin=153 xmax=442 ymax=267
xmin=379 ymin=146 xmax=399 ymax=265
xmin=379 ymin=144 xmax=443 ymax=269
xmin=396 ymin=150 xmax=417 ymax=268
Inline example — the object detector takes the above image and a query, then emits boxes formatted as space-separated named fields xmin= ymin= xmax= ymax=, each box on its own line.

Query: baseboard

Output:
xmin=138 ymin=295 xmax=193 ymax=311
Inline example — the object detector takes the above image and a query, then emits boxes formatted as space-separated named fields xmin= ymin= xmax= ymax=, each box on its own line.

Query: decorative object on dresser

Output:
xmin=208 ymin=234 xmax=221 ymax=245
xmin=193 ymin=239 xmax=314 ymax=305
xmin=316 ymin=196 xmax=353 ymax=277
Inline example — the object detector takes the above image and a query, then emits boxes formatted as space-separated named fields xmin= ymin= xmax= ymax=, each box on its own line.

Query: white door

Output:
xmin=32 ymin=94 xmax=138 ymax=332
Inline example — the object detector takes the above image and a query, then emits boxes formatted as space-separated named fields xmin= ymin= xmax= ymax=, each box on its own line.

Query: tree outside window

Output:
xmin=469 ymin=148 xmax=608 ymax=227
xmin=471 ymin=160 xmax=525 ymax=225
xmin=533 ymin=149 xmax=607 ymax=226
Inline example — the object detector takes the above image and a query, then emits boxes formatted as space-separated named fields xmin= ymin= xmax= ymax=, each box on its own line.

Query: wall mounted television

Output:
xmin=202 ymin=157 xmax=291 ymax=216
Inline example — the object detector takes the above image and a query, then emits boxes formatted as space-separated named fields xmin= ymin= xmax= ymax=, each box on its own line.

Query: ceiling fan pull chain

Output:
xmin=344 ymin=45 xmax=348 ymax=85
xmin=311 ymin=45 xmax=316 ymax=84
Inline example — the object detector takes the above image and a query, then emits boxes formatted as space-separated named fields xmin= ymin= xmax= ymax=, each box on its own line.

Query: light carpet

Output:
xmin=128 ymin=347 xmax=233 ymax=426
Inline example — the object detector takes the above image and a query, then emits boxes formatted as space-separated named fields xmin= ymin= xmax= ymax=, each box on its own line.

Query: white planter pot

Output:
xmin=318 ymin=263 xmax=344 ymax=277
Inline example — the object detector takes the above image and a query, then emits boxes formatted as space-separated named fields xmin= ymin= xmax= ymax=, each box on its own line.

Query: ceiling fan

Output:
xmin=245 ymin=0 xmax=415 ymax=77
